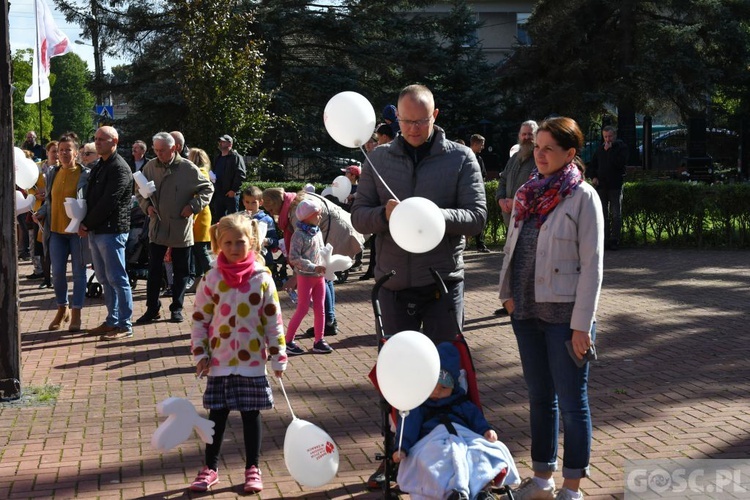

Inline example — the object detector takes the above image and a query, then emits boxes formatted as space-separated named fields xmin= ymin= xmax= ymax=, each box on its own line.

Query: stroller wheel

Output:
xmin=87 ymin=283 xmax=103 ymax=298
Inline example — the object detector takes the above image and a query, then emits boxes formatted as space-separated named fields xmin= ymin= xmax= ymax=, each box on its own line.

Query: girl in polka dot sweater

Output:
xmin=189 ymin=213 xmax=287 ymax=494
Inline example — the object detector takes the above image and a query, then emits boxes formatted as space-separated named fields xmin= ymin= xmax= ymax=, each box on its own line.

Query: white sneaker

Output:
xmin=554 ymin=488 xmax=583 ymax=500
xmin=503 ymin=477 xmax=555 ymax=500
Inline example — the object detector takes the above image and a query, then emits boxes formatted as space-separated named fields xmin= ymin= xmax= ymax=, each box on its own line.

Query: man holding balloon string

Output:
xmin=351 ymin=83 xmax=487 ymax=345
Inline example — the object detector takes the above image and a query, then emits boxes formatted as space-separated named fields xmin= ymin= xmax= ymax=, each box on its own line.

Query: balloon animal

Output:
xmin=152 ymin=397 xmax=215 ymax=452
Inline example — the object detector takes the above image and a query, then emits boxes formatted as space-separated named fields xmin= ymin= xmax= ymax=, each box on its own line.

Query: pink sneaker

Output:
xmin=189 ymin=466 xmax=219 ymax=492
xmin=244 ymin=465 xmax=263 ymax=493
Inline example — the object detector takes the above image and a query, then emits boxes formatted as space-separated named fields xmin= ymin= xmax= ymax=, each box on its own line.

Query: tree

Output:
xmin=50 ymin=53 xmax=96 ymax=141
xmin=11 ymin=50 xmax=53 ymax=146
xmin=498 ymin=0 xmax=750 ymax=129
xmin=178 ymin=0 xmax=273 ymax=154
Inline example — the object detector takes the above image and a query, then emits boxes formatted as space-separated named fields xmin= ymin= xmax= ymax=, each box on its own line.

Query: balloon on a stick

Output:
xmin=389 ymin=197 xmax=445 ymax=253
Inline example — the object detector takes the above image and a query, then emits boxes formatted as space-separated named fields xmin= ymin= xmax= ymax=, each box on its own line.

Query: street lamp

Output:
xmin=74 ymin=38 xmax=104 ymax=105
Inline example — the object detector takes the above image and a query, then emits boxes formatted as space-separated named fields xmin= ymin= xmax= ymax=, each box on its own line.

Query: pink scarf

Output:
xmin=216 ymin=252 xmax=256 ymax=288
xmin=514 ymin=163 xmax=583 ymax=228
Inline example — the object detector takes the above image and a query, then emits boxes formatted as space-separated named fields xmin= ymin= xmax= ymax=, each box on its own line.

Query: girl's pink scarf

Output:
xmin=216 ymin=252 xmax=256 ymax=288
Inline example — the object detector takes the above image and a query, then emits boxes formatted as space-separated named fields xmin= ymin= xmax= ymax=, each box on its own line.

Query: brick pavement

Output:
xmin=1 ymin=248 xmax=749 ymax=499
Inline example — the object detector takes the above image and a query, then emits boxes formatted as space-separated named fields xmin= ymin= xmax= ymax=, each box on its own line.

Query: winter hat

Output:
xmin=382 ymin=104 xmax=397 ymax=122
xmin=295 ymin=198 xmax=322 ymax=221
xmin=437 ymin=369 xmax=454 ymax=389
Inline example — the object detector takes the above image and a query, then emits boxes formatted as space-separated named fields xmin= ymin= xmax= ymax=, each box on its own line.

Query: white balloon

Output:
xmin=389 ymin=197 xmax=446 ymax=254
xmin=321 ymin=186 xmax=333 ymax=198
xmin=284 ymin=418 xmax=339 ymax=487
xmin=15 ymin=191 xmax=35 ymax=216
xmin=15 ymin=157 xmax=40 ymax=191
xmin=331 ymin=175 xmax=352 ymax=203
xmin=376 ymin=330 xmax=441 ymax=411
xmin=323 ymin=91 xmax=377 ymax=148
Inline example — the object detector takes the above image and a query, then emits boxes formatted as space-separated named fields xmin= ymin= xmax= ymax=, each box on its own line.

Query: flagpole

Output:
xmin=33 ymin=0 xmax=43 ymax=141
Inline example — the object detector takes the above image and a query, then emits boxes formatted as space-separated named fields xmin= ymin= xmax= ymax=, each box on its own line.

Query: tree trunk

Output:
xmin=0 ymin=0 xmax=22 ymax=401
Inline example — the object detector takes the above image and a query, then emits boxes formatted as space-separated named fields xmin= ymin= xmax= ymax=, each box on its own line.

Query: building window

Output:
xmin=517 ymin=13 xmax=531 ymax=45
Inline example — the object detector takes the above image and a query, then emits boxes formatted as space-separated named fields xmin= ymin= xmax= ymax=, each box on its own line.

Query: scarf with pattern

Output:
xmin=514 ymin=163 xmax=583 ymax=228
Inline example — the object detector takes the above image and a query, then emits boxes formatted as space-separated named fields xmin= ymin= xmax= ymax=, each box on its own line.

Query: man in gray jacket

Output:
xmin=351 ymin=84 xmax=486 ymax=344
xmin=135 ymin=132 xmax=214 ymax=324
xmin=496 ymin=120 xmax=538 ymax=227
xmin=351 ymin=83 xmax=487 ymax=491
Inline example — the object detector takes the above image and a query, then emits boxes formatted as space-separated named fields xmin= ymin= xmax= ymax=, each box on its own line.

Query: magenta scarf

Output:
xmin=514 ymin=163 xmax=583 ymax=228
xmin=216 ymin=252 xmax=256 ymax=288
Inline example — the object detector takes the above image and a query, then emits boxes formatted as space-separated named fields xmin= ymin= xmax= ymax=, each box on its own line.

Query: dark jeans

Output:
xmin=378 ymin=280 xmax=464 ymax=344
xmin=147 ymin=243 xmax=190 ymax=312
xmin=192 ymin=241 xmax=212 ymax=279
xmin=597 ymin=187 xmax=623 ymax=244
xmin=511 ymin=317 xmax=595 ymax=479
xmin=210 ymin=194 xmax=239 ymax=223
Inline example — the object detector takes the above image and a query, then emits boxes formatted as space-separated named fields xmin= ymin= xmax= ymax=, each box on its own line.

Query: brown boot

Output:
xmin=68 ymin=308 xmax=82 ymax=332
xmin=49 ymin=305 xmax=70 ymax=331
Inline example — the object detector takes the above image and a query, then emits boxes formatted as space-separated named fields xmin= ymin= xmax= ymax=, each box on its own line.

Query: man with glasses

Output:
xmin=351 ymin=84 xmax=487 ymax=489
xmin=79 ymin=126 xmax=135 ymax=339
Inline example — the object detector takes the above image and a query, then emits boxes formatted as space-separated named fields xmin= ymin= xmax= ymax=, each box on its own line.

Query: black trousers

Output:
xmin=147 ymin=243 xmax=190 ymax=312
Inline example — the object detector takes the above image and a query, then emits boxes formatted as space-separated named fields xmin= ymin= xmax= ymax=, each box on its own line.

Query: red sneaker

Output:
xmin=189 ymin=466 xmax=219 ymax=492
xmin=244 ymin=465 xmax=263 ymax=493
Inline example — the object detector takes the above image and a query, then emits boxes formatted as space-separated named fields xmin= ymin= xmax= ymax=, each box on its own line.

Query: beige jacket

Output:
xmin=498 ymin=181 xmax=604 ymax=332
xmin=137 ymin=155 xmax=213 ymax=248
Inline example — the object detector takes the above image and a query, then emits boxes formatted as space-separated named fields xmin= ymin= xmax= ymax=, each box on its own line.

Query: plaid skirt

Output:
xmin=203 ymin=375 xmax=274 ymax=411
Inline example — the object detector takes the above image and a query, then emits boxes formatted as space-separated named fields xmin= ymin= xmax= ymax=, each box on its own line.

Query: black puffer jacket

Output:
xmin=82 ymin=151 xmax=133 ymax=234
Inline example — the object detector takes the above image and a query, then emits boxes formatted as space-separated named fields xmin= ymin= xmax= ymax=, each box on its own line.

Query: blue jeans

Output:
xmin=511 ymin=317 xmax=596 ymax=479
xmin=325 ymin=279 xmax=335 ymax=324
xmin=89 ymin=232 xmax=132 ymax=329
xmin=49 ymin=232 xmax=87 ymax=309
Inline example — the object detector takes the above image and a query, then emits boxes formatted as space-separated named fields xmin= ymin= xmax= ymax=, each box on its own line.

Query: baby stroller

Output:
xmin=367 ymin=270 xmax=515 ymax=499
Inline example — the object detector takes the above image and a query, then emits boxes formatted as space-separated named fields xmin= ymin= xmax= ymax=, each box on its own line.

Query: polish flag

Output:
xmin=24 ymin=0 xmax=71 ymax=103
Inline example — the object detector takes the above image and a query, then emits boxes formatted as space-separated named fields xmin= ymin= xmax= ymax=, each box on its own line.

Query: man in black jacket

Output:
xmin=79 ymin=126 xmax=135 ymax=340
xmin=211 ymin=134 xmax=246 ymax=222
xmin=589 ymin=126 xmax=629 ymax=250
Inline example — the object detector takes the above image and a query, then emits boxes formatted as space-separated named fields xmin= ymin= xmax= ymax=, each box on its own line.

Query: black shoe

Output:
xmin=26 ymin=272 xmax=44 ymax=280
xmin=170 ymin=310 xmax=184 ymax=323
xmin=38 ymin=280 xmax=52 ymax=289
xmin=18 ymin=253 xmax=31 ymax=261
xmin=494 ymin=307 xmax=508 ymax=316
xmin=359 ymin=272 xmax=374 ymax=281
xmin=477 ymin=246 xmax=491 ymax=253
xmin=135 ymin=306 xmax=162 ymax=324
xmin=325 ymin=320 xmax=338 ymax=336
xmin=184 ymin=278 xmax=195 ymax=292
xmin=366 ymin=461 xmax=386 ymax=490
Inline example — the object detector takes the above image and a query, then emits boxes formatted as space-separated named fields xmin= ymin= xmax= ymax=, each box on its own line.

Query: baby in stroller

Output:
xmin=392 ymin=342 xmax=518 ymax=500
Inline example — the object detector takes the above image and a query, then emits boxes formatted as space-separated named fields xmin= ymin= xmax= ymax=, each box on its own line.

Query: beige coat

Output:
xmin=137 ymin=155 xmax=213 ymax=248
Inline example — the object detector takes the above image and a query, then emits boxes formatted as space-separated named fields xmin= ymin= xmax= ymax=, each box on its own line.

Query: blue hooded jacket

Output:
xmin=396 ymin=343 xmax=491 ymax=454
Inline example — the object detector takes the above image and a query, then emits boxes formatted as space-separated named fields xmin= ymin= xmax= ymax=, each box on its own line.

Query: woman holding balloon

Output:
xmin=498 ymin=117 xmax=603 ymax=500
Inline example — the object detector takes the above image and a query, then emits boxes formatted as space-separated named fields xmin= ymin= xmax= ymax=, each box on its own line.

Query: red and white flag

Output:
xmin=24 ymin=0 xmax=71 ymax=103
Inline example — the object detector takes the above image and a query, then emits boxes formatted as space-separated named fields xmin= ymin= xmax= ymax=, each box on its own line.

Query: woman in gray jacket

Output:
xmin=498 ymin=117 xmax=603 ymax=500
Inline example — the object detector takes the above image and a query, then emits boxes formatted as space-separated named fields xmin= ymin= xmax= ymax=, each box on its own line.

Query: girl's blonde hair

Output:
xmin=188 ymin=147 xmax=210 ymax=169
xmin=209 ymin=213 xmax=262 ymax=258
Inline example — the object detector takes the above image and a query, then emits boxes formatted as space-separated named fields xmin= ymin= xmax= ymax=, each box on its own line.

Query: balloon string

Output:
xmin=359 ymin=146 xmax=400 ymax=202
xmin=397 ymin=410 xmax=409 ymax=453
xmin=276 ymin=376 xmax=297 ymax=420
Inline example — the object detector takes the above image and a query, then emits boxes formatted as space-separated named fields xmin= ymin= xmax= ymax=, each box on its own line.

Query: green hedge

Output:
xmin=243 ymin=180 xmax=750 ymax=249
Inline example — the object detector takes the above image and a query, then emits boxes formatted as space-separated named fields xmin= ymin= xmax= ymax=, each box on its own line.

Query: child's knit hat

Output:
xmin=295 ymin=198 xmax=322 ymax=221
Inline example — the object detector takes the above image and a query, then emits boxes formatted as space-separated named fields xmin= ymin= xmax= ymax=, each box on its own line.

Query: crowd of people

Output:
xmin=17 ymin=81 xmax=613 ymax=499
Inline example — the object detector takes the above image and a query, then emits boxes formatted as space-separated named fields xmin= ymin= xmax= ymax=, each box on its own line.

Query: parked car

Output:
xmin=640 ymin=128 xmax=739 ymax=171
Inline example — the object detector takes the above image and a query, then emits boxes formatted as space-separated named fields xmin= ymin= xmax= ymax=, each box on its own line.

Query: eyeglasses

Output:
xmin=398 ymin=117 xmax=433 ymax=128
